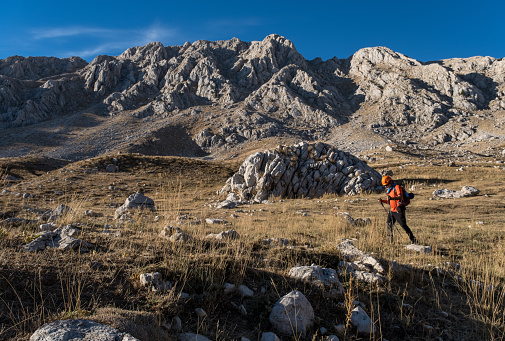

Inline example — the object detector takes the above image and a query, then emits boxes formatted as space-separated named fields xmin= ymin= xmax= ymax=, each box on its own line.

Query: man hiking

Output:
xmin=378 ymin=175 xmax=417 ymax=244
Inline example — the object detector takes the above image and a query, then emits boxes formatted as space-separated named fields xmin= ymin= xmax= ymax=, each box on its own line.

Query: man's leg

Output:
xmin=386 ymin=211 xmax=395 ymax=242
xmin=392 ymin=206 xmax=417 ymax=243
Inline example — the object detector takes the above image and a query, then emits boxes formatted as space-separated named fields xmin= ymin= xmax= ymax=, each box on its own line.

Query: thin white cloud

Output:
xmin=138 ymin=23 xmax=177 ymax=43
xmin=30 ymin=23 xmax=180 ymax=59
xmin=64 ymin=43 xmax=126 ymax=59
xmin=32 ymin=24 xmax=177 ymax=42
xmin=32 ymin=26 xmax=118 ymax=39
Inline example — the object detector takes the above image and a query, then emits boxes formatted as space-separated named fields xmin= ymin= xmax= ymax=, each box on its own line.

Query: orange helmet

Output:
xmin=381 ymin=176 xmax=393 ymax=186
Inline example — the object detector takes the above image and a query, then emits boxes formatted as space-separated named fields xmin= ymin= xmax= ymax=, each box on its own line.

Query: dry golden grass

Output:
xmin=1 ymin=153 xmax=504 ymax=340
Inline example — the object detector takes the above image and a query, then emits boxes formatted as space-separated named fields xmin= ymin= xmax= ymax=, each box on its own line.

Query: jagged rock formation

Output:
xmin=1 ymin=34 xmax=505 ymax=159
xmin=219 ymin=142 xmax=382 ymax=200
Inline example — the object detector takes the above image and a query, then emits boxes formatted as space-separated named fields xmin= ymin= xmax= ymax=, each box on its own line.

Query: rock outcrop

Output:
xmin=219 ymin=142 xmax=382 ymax=201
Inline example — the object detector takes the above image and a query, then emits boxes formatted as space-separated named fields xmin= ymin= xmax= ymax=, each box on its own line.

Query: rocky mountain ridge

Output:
xmin=1 ymin=34 xmax=504 ymax=160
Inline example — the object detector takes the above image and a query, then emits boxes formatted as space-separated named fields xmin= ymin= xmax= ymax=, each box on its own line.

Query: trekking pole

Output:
xmin=379 ymin=201 xmax=394 ymax=243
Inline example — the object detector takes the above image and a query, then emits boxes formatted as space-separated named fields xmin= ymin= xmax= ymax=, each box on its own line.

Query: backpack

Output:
xmin=388 ymin=184 xmax=414 ymax=206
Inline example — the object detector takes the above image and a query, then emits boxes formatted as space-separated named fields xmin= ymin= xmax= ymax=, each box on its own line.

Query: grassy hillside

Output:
xmin=1 ymin=152 xmax=504 ymax=340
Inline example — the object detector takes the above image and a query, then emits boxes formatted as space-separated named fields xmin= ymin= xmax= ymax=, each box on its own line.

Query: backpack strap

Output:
xmin=386 ymin=182 xmax=397 ymax=196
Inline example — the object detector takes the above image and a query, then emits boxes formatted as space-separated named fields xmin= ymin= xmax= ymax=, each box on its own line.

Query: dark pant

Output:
xmin=387 ymin=205 xmax=416 ymax=243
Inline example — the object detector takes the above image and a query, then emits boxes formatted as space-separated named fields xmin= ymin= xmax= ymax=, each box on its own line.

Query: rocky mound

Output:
xmin=219 ymin=142 xmax=382 ymax=201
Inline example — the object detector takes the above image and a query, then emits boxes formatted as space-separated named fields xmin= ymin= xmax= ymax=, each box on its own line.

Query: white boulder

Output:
xmin=288 ymin=264 xmax=344 ymax=294
xmin=29 ymin=319 xmax=139 ymax=340
xmin=269 ymin=290 xmax=314 ymax=337
xmin=350 ymin=306 xmax=376 ymax=333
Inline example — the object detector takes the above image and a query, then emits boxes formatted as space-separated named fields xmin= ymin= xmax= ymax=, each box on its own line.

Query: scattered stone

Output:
xmin=433 ymin=186 xmax=480 ymax=198
xmin=326 ymin=335 xmax=340 ymax=341
xmin=24 ymin=226 xmax=92 ymax=252
xmin=176 ymin=215 xmax=201 ymax=226
xmin=29 ymin=319 xmax=139 ymax=341
xmin=262 ymin=237 xmax=289 ymax=246
xmin=336 ymin=239 xmax=384 ymax=273
xmin=402 ymin=303 xmax=413 ymax=313
xmin=217 ymin=200 xmax=238 ymax=209
xmin=45 ymin=204 xmax=72 ymax=221
xmin=337 ymin=240 xmax=387 ymax=284
xmin=351 ymin=269 xmax=385 ymax=285
xmin=334 ymin=324 xmax=345 ymax=334
xmin=389 ymin=260 xmax=412 ymax=275
xmin=223 ymin=283 xmax=235 ymax=293
xmin=405 ymin=244 xmax=432 ymax=253
xmin=159 ymin=226 xmax=182 ymax=238
xmin=217 ymin=193 xmax=241 ymax=208
xmin=84 ymin=210 xmax=103 ymax=217
xmin=115 ymin=192 xmax=155 ymax=219
xmin=178 ymin=333 xmax=211 ymax=341
xmin=106 ymin=164 xmax=119 ymax=173
xmin=238 ymin=285 xmax=254 ymax=297
xmin=195 ymin=308 xmax=207 ymax=318
xmin=206 ymin=229 xmax=239 ymax=240
xmin=350 ymin=306 xmax=376 ymax=333
xmin=23 ymin=193 xmax=32 ymax=199
xmin=102 ymin=229 xmax=121 ymax=237
xmin=288 ymin=264 xmax=344 ymax=295
xmin=354 ymin=218 xmax=372 ymax=226
xmin=205 ymin=218 xmax=228 ymax=225
xmin=139 ymin=272 xmax=172 ymax=292
xmin=38 ymin=222 xmax=57 ymax=232
xmin=336 ymin=212 xmax=355 ymax=224
xmin=172 ymin=316 xmax=182 ymax=332
xmin=1 ymin=217 xmax=34 ymax=225
xmin=260 ymin=332 xmax=280 ymax=341
xmin=170 ymin=231 xmax=192 ymax=242
xmin=269 ymin=290 xmax=314 ymax=338
xmin=424 ymin=324 xmax=435 ymax=333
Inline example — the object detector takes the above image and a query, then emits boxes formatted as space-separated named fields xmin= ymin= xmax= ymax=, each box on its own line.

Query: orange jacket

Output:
xmin=385 ymin=184 xmax=404 ymax=212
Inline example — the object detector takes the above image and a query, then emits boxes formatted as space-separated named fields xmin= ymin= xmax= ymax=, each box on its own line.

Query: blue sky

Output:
xmin=1 ymin=0 xmax=503 ymax=63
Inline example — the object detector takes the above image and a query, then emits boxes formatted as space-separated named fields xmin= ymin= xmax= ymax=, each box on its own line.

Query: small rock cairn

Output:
xmin=219 ymin=142 xmax=382 ymax=201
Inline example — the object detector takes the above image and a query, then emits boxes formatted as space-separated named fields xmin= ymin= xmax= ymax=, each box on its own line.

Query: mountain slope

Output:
xmin=1 ymin=34 xmax=504 ymax=160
